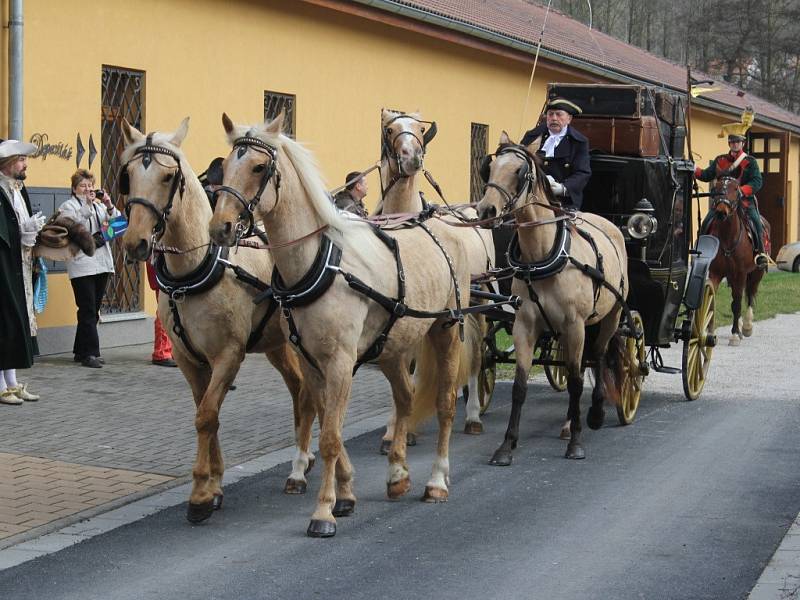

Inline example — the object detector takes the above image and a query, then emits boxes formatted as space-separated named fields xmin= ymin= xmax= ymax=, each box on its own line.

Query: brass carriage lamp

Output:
xmin=627 ymin=199 xmax=658 ymax=260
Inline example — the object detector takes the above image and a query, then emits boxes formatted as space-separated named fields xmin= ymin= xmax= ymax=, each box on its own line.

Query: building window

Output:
xmin=264 ymin=91 xmax=296 ymax=138
xmin=100 ymin=65 xmax=145 ymax=314
xmin=470 ymin=123 xmax=489 ymax=204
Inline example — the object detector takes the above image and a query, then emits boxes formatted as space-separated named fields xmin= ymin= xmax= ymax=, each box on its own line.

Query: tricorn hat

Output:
xmin=545 ymin=97 xmax=583 ymax=116
xmin=719 ymin=106 xmax=754 ymax=142
xmin=0 ymin=138 xmax=36 ymax=160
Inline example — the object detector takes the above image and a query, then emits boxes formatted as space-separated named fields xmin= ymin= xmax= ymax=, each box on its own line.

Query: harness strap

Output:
xmin=417 ymin=221 xmax=465 ymax=341
xmin=168 ymin=296 xmax=209 ymax=365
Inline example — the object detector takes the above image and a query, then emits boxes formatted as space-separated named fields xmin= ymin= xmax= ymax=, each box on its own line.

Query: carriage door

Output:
xmin=749 ymin=132 xmax=788 ymax=256
xmin=100 ymin=65 xmax=145 ymax=314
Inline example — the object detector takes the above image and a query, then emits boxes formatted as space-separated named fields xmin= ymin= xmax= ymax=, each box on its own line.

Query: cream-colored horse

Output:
xmin=377 ymin=109 xmax=495 ymax=437
xmin=120 ymin=118 xmax=316 ymax=524
xmin=209 ymin=112 xmax=471 ymax=538
xmin=477 ymin=133 xmax=627 ymax=464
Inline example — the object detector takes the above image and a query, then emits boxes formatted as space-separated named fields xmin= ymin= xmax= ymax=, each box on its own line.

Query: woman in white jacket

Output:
xmin=59 ymin=169 xmax=120 ymax=368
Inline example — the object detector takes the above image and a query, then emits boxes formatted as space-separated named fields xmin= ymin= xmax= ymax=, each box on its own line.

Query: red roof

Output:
xmin=377 ymin=0 xmax=800 ymax=130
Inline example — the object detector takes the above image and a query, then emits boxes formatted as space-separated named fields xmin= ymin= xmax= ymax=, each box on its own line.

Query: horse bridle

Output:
xmin=212 ymin=135 xmax=281 ymax=239
xmin=122 ymin=135 xmax=186 ymax=241
xmin=710 ymin=176 xmax=742 ymax=220
xmin=481 ymin=145 xmax=538 ymax=216
xmin=381 ymin=114 xmax=437 ymax=196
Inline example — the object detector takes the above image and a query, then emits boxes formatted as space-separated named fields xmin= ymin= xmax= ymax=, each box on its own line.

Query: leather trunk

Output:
xmin=574 ymin=116 xmax=661 ymax=157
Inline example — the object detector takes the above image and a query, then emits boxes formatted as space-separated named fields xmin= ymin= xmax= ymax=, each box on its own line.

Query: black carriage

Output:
xmin=476 ymin=83 xmax=719 ymax=423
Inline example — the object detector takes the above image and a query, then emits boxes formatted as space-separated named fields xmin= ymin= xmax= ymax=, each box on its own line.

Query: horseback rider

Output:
xmin=694 ymin=113 xmax=768 ymax=269
xmin=521 ymin=97 xmax=591 ymax=210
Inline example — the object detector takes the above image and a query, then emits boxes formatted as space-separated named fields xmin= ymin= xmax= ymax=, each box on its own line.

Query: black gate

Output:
xmin=100 ymin=65 xmax=145 ymax=314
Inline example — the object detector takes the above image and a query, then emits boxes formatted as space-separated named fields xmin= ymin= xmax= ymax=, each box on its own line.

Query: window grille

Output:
xmin=264 ymin=91 xmax=296 ymax=138
xmin=470 ymin=123 xmax=489 ymax=204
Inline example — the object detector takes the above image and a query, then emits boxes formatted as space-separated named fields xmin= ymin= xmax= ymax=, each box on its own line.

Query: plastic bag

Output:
xmin=33 ymin=258 xmax=48 ymax=314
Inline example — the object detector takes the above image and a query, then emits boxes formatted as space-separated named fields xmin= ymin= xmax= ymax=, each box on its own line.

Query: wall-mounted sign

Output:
xmin=29 ymin=133 xmax=73 ymax=161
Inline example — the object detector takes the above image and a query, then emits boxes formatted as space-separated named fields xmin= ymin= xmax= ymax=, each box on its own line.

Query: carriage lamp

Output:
xmin=627 ymin=199 xmax=658 ymax=240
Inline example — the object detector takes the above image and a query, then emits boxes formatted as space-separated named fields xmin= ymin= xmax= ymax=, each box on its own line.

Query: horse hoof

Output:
xmin=489 ymin=449 xmax=512 ymax=466
xmin=587 ymin=407 xmax=605 ymax=430
xmin=422 ymin=486 xmax=448 ymax=503
xmin=559 ymin=425 xmax=571 ymax=440
xmin=407 ymin=432 xmax=417 ymax=446
xmin=742 ymin=327 xmax=753 ymax=338
xmin=284 ymin=478 xmax=307 ymax=495
xmin=464 ymin=421 xmax=483 ymax=435
xmin=387 ymin=477 xmax=411 ymax=499
xmin=212 ymin=494 xmax=223 ymax=511
xmin=307 ymin=519 xmax=336 ymax=538
xmin=186 ymin=500 xmax=215 ymax=524
xmin=332 ymin=498 xmax=355 ymax=517
xmin=565 ymin=443 xmax=586 ymax=460
xmin=305 ymin=456 xmax=316 ymax=474
xmin=729 ymin=336 xmax=741 ymax=347
xmin=379 ymin=439 xmax=392 ymax=455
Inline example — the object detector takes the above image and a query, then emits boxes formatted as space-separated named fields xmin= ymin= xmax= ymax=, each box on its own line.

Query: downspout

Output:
xmin=9 ymin=0 xmax=23 ymax=139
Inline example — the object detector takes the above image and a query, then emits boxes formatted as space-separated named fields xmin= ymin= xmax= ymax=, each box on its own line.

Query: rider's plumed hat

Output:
xmin=544 ymin=97 xmax=583 ymax=116
xmin=719 ymin=106 xmax=755 ymax=142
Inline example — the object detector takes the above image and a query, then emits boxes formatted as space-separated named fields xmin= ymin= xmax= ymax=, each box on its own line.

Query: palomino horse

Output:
xmin=209 ymin=112 xmax=472 ymax=537
xmin=377 ymin=109 xmax=496 ymax=438
xmin=707 ymin=175 xmax=769 ymax=345
xmin=120 ymin=118 xmax=317 ymax=523
xmin=477 ymin=133 xmax=627 ymax=464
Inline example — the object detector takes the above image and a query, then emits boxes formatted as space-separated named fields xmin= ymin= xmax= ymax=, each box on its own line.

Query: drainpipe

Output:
xmin=9 ymin=0 xmax=23 ymax=140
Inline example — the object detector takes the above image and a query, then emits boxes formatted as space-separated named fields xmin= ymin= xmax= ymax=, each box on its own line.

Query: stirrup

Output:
xmin=754 ymin=253 xmax=769 ymax=269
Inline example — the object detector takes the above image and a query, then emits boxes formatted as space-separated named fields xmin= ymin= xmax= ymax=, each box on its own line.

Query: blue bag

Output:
xmin=33 ymin=258 xmax=48 ymax=314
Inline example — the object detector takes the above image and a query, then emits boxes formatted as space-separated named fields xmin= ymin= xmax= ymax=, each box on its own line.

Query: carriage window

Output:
xmin=264 ymin=91 xmax=296 ymax=138
xmin=470 ymin=123 xmax=489 ymax=204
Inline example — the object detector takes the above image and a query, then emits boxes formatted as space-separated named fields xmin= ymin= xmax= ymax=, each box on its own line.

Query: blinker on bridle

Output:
xmin=123 ymin=133 xmax=186 ymax=244
xmin=481 ymin=145 xmax=537 ymax=215
xmin=381 ymin=114 xmax=438 ymax=197
xmin=212 ymin=135 xmax=281 ymax=240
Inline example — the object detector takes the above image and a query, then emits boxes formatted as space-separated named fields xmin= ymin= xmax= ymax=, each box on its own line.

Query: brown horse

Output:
xmin=477 ymin=133 xmax=626 ymax=464
xmin=120 ymin=118 xmax=316 ymax=524
xmin=707 ymin=175 xmax=768 ymax=345
xmin=209 ymin=112 xmax=472 ymax=537
xmin=377 ymin=109 xmax=496 ymax=436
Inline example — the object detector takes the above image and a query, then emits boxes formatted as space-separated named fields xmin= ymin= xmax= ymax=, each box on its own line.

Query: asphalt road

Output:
xmin=1 ymin=313 xmax=799 ymax=600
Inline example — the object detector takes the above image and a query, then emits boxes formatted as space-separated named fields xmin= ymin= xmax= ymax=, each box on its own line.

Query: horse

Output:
xmin=706 ymin=175 xmax=768 ymax=346
xmin=119 ymin=117 xmax=317 ymax=524
xmin=476 ymin=132 xmax=627 ymax=464
xmin=208 ymin=111 xmax=472 ymax=537
xmin=376 ymin=109 xmax=496 ymax=438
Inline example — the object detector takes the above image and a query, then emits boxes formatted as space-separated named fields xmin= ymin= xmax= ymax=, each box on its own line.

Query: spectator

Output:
xmin=333 ymin=171 xmax=369 ymax=217
xmin=0 ymin=139 xmax=44 ymax=404
xmin=146 ymin=259 xmax=177 ymax=367
xmin=59 ymin=169 xmax=121 ymax=368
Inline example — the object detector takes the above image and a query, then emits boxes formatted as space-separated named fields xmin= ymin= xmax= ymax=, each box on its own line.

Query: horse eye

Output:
xmin=421 ymin=127 xmax=426 ymax=134
xmin=385 ymin=127 xmax=393 ymax=135
xmin=161 ymin=174 xmax=172 ymax=183
xmin=253 ymin=164 xmax=266 ymax=174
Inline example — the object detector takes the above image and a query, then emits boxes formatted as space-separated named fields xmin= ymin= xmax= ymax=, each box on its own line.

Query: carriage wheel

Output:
xmin=616 ymin=312 xmax=646 ymax=425
xmin=544 ymin=339 xmax=568 ymax=392
xmin=477 ymin=348 xmax=496 ymax=415
xmin=682 ymin=280 xmax=716 ymax=401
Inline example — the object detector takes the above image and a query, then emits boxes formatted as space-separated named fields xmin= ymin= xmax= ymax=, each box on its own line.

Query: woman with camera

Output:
xmin=59 ymin=169 xmax=120 ymax=368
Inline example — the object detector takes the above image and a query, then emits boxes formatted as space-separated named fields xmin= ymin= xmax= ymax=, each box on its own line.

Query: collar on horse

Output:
xmin=212 ymin=134 xmax=281 ymax=240
xmin=123 ymin=134 xmax=186 ymax=241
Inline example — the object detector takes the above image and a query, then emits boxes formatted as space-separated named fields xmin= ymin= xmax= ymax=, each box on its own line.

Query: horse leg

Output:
xmin=464 ymin=374 xmax=483 ymax=434
xmin=422 ymin=324 xmax=460 ymax=502
xmin=563 ymin=325 xmax=587 ymax=459
xmin=381 ymin=358 xmax=414 ymax=499
xmin=380 ymin=356 xmax=417 ymax=454
xmin=489 ymin=321 xmax=538 ymax=466
xmin=728 ymin=275 xmax=745 ymax=346
xmin=742 ymin=269 xmax=763 ymax=338
xmin=587 ymin=308 xmax=623 ymax=430
xmin=307 ymin=355 xmax=355 ymax=538
xmin=185 ymin=351 xmax=241 ymax=523
xmin=265 ymin=343 xmax=317 ymax=495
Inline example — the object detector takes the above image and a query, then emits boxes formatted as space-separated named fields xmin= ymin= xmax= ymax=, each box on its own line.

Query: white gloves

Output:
xmin=546 ymin=175 xmax=567 ymax=197
xmin=20 ymin=212 xmax=46 ymax=247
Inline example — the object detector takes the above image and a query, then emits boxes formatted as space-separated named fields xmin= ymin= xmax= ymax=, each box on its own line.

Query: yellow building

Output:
xmin=2 ymin=0 xmax=798 ymax=353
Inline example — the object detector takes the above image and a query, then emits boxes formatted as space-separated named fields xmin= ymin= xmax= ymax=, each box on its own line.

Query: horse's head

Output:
xmin=476 ymin=132 xmax=548 ymax=224
xmin=380 ymin=109 xmax=437 ymax=177
xmin=209 ymin=112 xmax=283 ymax=247
xmin=120 ymin=117 xmax=189 ymax=261
xmin=711 ymin=175 xmax=742 ymax=220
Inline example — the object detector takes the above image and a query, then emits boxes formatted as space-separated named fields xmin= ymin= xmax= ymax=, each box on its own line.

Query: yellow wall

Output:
xmin=3 ymin=0 xmax=798 ymax=331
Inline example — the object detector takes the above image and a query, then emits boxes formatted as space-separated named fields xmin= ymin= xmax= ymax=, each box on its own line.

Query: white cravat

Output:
xmin=541 ymin=126 xmax=568 ymax=158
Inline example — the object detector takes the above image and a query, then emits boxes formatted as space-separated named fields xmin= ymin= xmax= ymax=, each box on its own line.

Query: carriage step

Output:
xmin=652 ymin=364 xmax=681 ymax=374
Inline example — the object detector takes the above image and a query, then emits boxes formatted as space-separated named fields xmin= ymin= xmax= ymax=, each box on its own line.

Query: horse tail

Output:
xmin=409 ymin=313 xmax=484 ymax=431
xmin=600 ymin=331 xmax=625 ymax=407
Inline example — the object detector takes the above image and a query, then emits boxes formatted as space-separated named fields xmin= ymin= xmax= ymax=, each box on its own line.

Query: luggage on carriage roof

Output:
xmin=548 ymin=84 xmax=654 ymax=118
xmin=574 ymin=115 xmax=661 ymax=157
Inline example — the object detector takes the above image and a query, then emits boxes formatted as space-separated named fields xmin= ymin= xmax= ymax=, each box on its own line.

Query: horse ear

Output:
xmin=222 ymin=113 xmax=235 ymax=135
xmin=526 ymin=136 xmax=542 ymax=154
xmin=170 ymin=117 xmax=190 ymax=147
xmin=121 ymin=118 xmax=144 ymax=146
xmin=499 ymin=131 xmax=511 ymax=145
xmin=265 ymin=109 xmax=285 ymax=135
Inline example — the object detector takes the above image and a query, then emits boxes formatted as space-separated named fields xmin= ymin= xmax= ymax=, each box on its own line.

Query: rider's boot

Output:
xmin=753 ymin=225 xmax=769 ymax=270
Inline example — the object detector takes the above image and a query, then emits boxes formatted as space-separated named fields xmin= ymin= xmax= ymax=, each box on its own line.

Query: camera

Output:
xmin=94 ymin=189 xmax=105 ymax=199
